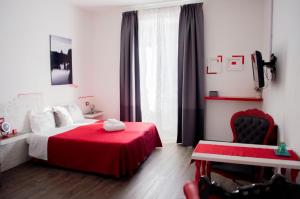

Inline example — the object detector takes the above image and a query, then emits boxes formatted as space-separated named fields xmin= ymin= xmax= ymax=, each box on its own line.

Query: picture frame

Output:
xmin=49 ymin=35 xmax=73 ymax=85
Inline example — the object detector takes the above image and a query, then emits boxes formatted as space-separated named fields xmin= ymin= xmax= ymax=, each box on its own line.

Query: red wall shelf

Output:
xmin=205 ymin=96 xmax=263 ymax=102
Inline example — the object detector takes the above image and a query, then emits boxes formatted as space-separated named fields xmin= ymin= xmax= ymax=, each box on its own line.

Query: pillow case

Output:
xmin=64 ymin=104 xmax=84 ymax=122
xmin=53 ymin=106 xmax=73 ymax=127
xmin=29 ymin=110 xmax=56 ymax=133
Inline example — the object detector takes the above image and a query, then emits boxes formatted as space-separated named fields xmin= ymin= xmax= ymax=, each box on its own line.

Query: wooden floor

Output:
xmin=0 ymin=143 xmax=195 ymax=199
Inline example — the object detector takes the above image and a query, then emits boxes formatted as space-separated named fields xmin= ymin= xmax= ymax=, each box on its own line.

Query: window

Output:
xmin=139 ymin=7 xmax=180 ymax=142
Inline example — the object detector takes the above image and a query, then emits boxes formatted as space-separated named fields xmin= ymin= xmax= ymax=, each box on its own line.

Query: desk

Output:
xmin=192 ymin=140 xmax=300 ymax=182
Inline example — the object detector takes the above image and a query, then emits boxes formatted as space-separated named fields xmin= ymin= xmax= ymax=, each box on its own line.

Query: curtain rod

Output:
xmin=124 ymin=0 xmax=203 ymax=12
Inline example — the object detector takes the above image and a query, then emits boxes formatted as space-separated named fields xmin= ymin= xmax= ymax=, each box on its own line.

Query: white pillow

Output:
xmin=53 ymin=106 xmax=73 ymax=127
xmin=65 ymin=104 xmax=84 ymax=122
xmin=29 ymin=110 xmax=56 ymax=133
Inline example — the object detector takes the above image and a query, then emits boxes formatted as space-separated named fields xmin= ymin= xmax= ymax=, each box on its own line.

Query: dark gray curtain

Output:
xmin=120 ymin=11 xmax=142 ymax=122
xmin=177 ymin=3 xmax=205 ymax=146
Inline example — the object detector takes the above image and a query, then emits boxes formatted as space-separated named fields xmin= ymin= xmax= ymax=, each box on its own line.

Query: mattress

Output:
xmin=27 ymin=119 xmax=97 ymax=160
xmin=27 ymin=120 xmax=162 ymax=177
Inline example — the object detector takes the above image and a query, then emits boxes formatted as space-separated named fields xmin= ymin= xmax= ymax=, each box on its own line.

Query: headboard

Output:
xmin=0 ymin=93 xmax=45 ymax=133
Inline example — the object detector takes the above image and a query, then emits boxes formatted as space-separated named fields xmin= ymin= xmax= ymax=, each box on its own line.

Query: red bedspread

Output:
xmin=48 ymin=122 xmax=162 ymax=177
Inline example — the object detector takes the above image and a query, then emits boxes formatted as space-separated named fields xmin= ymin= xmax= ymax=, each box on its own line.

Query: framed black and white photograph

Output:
xmin=50 ymin=35 xmax=73 ymax=85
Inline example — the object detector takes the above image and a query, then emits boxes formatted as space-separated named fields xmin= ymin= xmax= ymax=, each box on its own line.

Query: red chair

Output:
xmin=183 ymin=181 xmax=200 ymax=199
xmin=206 ymin=109 xmax=277 ymax=182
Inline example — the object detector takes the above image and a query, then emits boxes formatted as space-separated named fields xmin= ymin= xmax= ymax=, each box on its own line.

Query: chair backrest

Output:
xmin=230 ymin=109 xmax=275 ymax=145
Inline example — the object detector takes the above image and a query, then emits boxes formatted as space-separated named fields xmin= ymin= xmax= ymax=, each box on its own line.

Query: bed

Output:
xmin=27 ymin=119 xmax=162 ymax=177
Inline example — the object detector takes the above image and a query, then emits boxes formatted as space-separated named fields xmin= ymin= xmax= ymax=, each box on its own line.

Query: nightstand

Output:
xmin=83 ymin=111 xmax=104 ymax=120
xmin=0 ymin=132 xmax=30 ymax=172
xmin=0 ymin=132 xmax=29 ymax=146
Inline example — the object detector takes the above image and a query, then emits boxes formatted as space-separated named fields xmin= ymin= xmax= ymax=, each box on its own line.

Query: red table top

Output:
xmin=194 ymin=143 xmax=300 ymax=161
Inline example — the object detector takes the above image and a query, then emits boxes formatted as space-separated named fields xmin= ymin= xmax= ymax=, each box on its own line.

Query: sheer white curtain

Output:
xmin=139 ymin=7 xmax=180 ymax=142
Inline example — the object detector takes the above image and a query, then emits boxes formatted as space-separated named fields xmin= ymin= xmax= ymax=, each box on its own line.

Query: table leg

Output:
xmin=275 ymin=168 xmax=298 ymax=183
xmin=291 ymin=169 xmax=299 ymax=183
xmin=195 ymin=160 xmax=201 ymax=181
xmin=274 ymin=167 xmax=282 ymax=174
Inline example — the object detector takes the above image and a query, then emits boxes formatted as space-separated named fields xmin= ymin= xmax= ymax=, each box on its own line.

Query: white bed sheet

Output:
xmin=27 ymin=119 xmax=98 ymax=160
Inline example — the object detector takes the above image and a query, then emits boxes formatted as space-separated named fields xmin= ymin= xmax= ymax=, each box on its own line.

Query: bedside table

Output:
xmin=0 ymin=132 xmax=30 ymax=172
xmin=83 ymin=111 xmax=104 ymax=120
xmin=0 ymin=132 xmax=29 ymax=146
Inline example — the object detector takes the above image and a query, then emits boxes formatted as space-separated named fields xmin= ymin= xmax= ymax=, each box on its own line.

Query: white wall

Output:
xmin=0 ymin=0 xmax=93 ymax=107
xmin=0 ymin=0 xmax=272 ymax=143
xmin=263 ymin=0 xmax=300 ymax=154
xmin=88 ymin=1 xmax=271 ymax=142
xmin=204 ymin=0 xmax=270 ymax=141
xmin=90 ymin=7 xmax=124 ymax=119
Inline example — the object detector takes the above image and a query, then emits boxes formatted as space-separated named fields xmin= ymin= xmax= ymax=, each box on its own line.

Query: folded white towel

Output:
xmin=103 ymin=120 xmax=125 ymax=132
xmin=107 ymin=118 xmax=121 ymax=124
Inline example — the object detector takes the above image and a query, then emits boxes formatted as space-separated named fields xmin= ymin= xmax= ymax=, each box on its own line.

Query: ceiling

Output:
xmin=69 ymin=0 xmax=179 ymax=7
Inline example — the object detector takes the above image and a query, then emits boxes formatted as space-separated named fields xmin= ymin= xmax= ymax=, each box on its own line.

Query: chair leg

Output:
xmin=255 ymin=167 xmax=264 ymax=182
xmin=201 ymin=161 xmax=207 ymax=176
xmin=206 ymin=161 xmax=212 ymax=180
